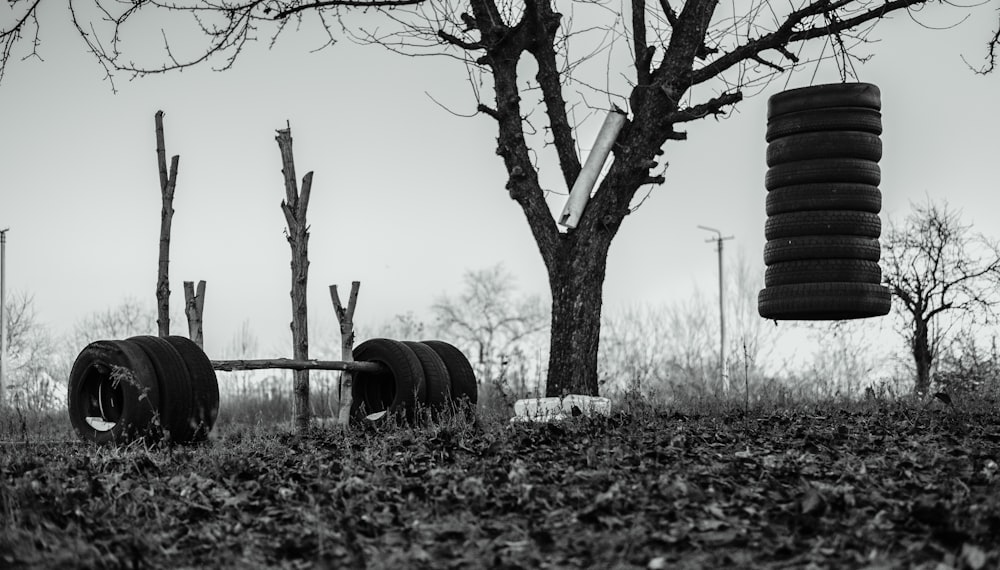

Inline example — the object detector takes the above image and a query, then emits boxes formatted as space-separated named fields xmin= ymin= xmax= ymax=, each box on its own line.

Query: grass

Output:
xmin=2 ymin=387 xmax=1000 ymax=569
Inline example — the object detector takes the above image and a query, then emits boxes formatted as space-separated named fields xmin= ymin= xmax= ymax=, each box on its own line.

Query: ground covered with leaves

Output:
xmin=2 ymin=398 xmax=1000 ymax=569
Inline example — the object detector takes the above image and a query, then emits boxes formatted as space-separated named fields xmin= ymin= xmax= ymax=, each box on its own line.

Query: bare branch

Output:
xmin=689 ymin=0 xmax=930 ymax=86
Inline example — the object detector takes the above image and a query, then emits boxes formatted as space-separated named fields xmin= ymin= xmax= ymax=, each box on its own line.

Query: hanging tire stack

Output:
xmin=759 ymin=82 xmax=892 ymax=320
xmin=67 ymin=336 xmax=220 ymax=445
xmin=349 ymin=338 xmax=478 ymax=425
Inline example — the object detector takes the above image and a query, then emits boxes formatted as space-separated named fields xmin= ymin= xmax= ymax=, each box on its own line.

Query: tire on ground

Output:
xmin=767 ymin=83 xmax=880 ymax=118
xmin=421 ymin=340 xmax=478 ymax=408
xmin=766 ymin=184 xmax=881 ymax=216
xmin=350 ymin=338 xmax=425 ymax=425
xmin=764 ymin=210 xmax=881 ymax=240
xmin=764 ymin=259 xmax=882 ymax=287
xmin=758 ymin=282 xmax=891 ymax=320
xmin=766 ymin=131 xmax=882 ymax=167
xmin=128 ymin=335 xmax=196 ymax=443
xmin=765 ymin=158 xmax=881 ymax=190
xmin=164 ymin=335 xmax=220 ymax=441
xmin=766 ymin=107 xmax=882 ymax=142
xmin=402 ymin=340 xmax=451 ymax=415
xmin=67 ymin=340 xmax=162 ymax=444
xmin=764 ymin=236 xmax=881 ymax=265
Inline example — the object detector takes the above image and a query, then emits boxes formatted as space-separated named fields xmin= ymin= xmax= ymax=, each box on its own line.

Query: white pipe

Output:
xmin=558 ymin=109 xmax=627 ymax=229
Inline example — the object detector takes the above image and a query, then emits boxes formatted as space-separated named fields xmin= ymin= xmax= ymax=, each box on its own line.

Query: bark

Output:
xmin=545 ymin=232 xmax=613 ymax=397
xmin=275 ymin=126 xmax=312 ymax=432
xmin=154 ymin=111 xmax=179 ymax=338
xmin=912 ymin=318 xmax=933 ymax=394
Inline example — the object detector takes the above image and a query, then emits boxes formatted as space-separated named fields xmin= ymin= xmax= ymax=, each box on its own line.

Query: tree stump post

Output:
xmin=275 ymin=125 xmax=313 ymax=432
xmin=183 ymin=280 xmax=207 ymax=349
xmin=154 ymin=110 xmax=179 ymax=338
xmin=330 ymin=281 xmax=360 ymax=426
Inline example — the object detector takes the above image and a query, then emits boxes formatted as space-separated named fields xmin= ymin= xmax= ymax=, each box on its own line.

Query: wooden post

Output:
xmin=275 ymin=125 xmax=313 ymax=432
xmin=155 ymin=111 xmax=180 ymax=338
xmin=183 ymin=280 xmax=207 ymax=349
xmin=331 ymin=281 xmax=360 ymax=425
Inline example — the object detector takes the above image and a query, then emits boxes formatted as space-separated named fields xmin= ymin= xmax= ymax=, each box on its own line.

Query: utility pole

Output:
xmin=697 ymin=225 xmax=734 ymax=395
xmin=0 ymin=228 xmax=8 ymax=408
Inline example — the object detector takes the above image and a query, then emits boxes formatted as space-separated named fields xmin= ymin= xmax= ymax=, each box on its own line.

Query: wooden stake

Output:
xmin=331 ymin=281 xmax=361 ymax=425
xmin=183 ymin=280 xmax=207 ymax=349
xmin=155 ymin=110 xmax=180 ymax=337
xmin=275 ymin=125 xmax=313 ymax=432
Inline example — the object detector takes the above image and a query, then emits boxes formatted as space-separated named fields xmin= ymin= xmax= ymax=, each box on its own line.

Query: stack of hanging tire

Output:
xmin=349 ymin=338 xmax=477 ymax=425
xmin=759 ymin=82 xmax=891 ymax=320
xmin=67 ymin=336 xmax=220 ymax=445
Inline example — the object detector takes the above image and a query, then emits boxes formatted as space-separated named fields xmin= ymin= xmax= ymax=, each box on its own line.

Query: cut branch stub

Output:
xmin=183 ymin=280 xmax=207 ymax=349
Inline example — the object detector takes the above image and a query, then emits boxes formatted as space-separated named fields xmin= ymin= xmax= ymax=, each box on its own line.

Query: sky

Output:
xmin=1 ymin=1 xmax=999 ymax=363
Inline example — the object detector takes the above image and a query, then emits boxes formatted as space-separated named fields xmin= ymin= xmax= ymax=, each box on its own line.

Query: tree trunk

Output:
xmin=912 ymin=319 xmax=933 ymax=394
xmin=544 ymin=234 xmax=612 ymax=397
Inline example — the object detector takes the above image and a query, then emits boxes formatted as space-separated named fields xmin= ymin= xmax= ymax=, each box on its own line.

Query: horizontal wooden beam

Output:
xmin=210 ymin=358 xmax=385 ymax=373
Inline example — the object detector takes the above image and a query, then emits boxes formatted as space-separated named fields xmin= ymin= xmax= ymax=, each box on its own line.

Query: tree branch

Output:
xmin=525 ymin=0 xmax=582 ymax=190
xmin=666 ymin=90 xmax=743 ymax=123
xmin=689 ymin=0 xmax=925 ymax=86
xmin=275 ymin=0 xmax=425 ymax=19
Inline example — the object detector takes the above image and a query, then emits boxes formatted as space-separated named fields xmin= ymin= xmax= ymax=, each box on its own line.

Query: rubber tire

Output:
xmin=67 ymin=340 xmax=162 ymax=445
xmin=767 ymin=83 xmax=880 ymax=118
xmin=764 ymin=210 xmax=881 ymax=240
xmin=128 ymin=336 xmax=195 ymax=443
xmin=403 ymin=341 xmax=451 ymax=414
xmin=766 ymin=131 xmax=882 ymax=167
xmin=765 ymin=259 xmax=882 ymax=287
xmin=766 ymin=107 xmax=882 ymax=142
xmin=758 ymin=282 xmax=891 ymax=320
xmin=350 ymin=338 xmax=425 ymax=425
xmin=765 ymin=158 xmax=880 ymax=190
xmin=164 ymin=336 xmax=220 ymax=441
xmin=766 ymin=184 xmax=881 ymax=215
xmin=421 ymin=340 xmax=478 ymax=406
xmin=764 ymin=236 xmax=881 ymax=265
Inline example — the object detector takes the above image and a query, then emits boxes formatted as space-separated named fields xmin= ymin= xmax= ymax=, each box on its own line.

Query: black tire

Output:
xmin=67 ymin=340 xmax=162 ymax=444
xmin=764 ymin=236 xmax=881 ymax=265
xmin=766 ymin=107 xmax=882 ymax=142
xmin=767 ymin=83 xmax=880 ymax=118
xmin=766 ymin=131 xmax=882 ymax=167
xmin=421 ymin=340 xmax=478 ymax=406
xmin=765 ymin=158 xmax=880 ymax=190
xmin=128 ymin=336 xmax=196 ymax=443
xmin=350 ymin=338 xmax=425 ymax=425
xmin=764 ymin=211 xmax=881 ymax=240
xmin=164 ymin=336 xmax=220 ymax=441
xmin=766 ymin=184 xmax=881 ymax=215
xmin=765 ymin=259 xmax=882 ymax=287
xmin=758 ymin=282 xmax=891 ymax=320
xmin=403 ymin=341 xmax=451 ymax=414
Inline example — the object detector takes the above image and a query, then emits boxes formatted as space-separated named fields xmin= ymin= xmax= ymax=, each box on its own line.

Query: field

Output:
xmin=2 ymin=394 xmax=1000 ymax=569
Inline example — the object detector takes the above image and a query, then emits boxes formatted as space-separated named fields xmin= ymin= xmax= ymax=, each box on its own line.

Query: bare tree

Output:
xmin=882 ymin=199 xmax=1000 ymax=394
xmin=432 ymin=263 xmax=548 ymax=385
xmin=1 ymin=292 xmax=63 ymax=410
xmin=68 ymin=297 xmax=158 ymax=350
xmin=4 ymin=1 xmax=999 ymax=396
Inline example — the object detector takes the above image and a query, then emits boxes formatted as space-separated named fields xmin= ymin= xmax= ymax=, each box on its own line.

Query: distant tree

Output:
xmin=432 ymin=264 xmax=548 ymax=387
xmin=882 ymin=200 xmax=1000 ymax=394
xmin=68 ymin=297 xmax=158 ymax=350
xmin=4 ymin=1 xmax=999 ymax=397
xmin=2 ymin=292 xmax=63 ymax=411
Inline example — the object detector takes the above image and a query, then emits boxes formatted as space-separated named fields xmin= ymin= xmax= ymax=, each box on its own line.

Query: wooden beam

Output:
xmin=211 ymin=358 xmax=384 ymax=373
